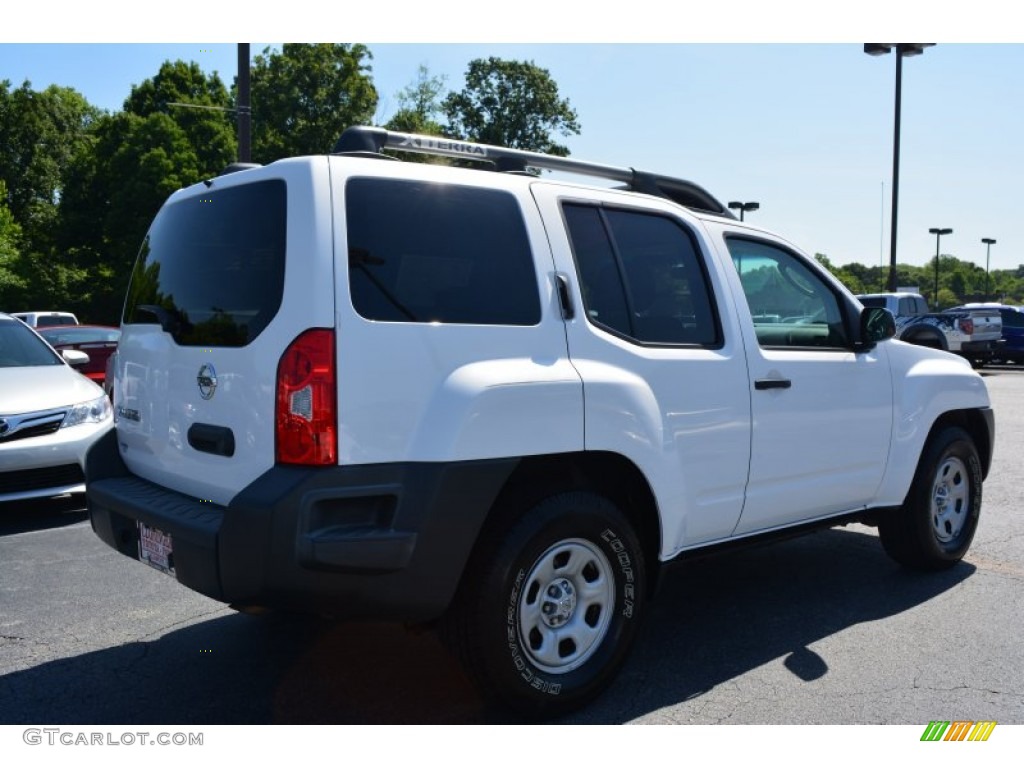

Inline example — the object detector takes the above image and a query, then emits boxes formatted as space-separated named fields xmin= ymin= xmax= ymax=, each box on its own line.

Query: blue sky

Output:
xmin=3 ymin=4 xmax=1022 ymax=278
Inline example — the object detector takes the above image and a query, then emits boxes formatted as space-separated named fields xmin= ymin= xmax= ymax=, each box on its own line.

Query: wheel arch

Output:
xmin=926 ymin=408 xmax=994 ymax=481
xmin=475 ymin=451 xmax=663 ymax=596
xmin=901 ymin=326 xmax=948 ymax=350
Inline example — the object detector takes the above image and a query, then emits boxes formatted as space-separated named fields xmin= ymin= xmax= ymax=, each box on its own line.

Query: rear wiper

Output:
xmin=348 ymin=247 xmax=417 ymax=321
xmin=137 ymin=304 xmax=192 ymax=335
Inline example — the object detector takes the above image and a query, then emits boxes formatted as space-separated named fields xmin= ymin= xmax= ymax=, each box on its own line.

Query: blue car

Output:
xmin=950 ymin=303 xmax=1024 ymax=364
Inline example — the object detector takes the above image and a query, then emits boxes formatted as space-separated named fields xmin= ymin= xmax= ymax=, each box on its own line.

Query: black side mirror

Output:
xmin=856 ymin=306 xmax=896 ymax=351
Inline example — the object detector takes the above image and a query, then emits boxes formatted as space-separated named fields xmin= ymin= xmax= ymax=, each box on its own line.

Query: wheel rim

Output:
xmin=930 ymin=455 xmax=970 ymax=543
xmin=518 ymin=538 xmax=615 ymax=674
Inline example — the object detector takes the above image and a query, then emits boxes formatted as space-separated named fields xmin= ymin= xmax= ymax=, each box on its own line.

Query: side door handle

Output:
xmin=754 ymin=378 xmax=792 ymax=390
xmin=555 ymin=273 xmax=575 ymax=320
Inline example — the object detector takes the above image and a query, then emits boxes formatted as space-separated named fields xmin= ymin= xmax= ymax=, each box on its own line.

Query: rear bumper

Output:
xmin=960 ymin=339 xmax=1004 ymax=358
xmin=85 ymin=430 xmax=517 ymax=620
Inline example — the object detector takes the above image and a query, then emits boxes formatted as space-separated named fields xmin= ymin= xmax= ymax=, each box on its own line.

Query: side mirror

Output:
xmin=62 ymin=349 xmax=91 ymax=367
xmin=856 ymin=306 xmax=896 ymax=351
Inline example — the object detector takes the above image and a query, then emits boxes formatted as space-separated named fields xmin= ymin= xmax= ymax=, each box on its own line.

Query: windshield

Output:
xmin=0 ymin=318 xmax=63 ymax=367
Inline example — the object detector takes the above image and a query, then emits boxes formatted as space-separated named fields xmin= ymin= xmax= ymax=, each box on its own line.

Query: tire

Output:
xmin=878 ymin=426 xmax=982 ymax=570
xmin=442 ymin=492 xmax=646 ymax=717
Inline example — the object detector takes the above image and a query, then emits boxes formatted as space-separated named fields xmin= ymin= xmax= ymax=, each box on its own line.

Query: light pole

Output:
xmin=864 ymin=43 xmax=935 ymax=292
xmin=929 ymin=227 xmax=952 ymax=308
xmin=728 ymin=201 xmax=759 ymax=222
xmin=982 ymin=238 xmax=997 ymax=299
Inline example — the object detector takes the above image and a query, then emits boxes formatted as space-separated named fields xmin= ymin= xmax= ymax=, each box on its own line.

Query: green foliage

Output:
xmin=123 ymin=60 xmax=237 ymax=175
xmin=816 ymin=253 xmax=1024 ymax=307
xmin=0 ymin=80 xmax=100 ymax=250
xmin=384 ymin=64 xmax=449 ymax=163
xmin=0 ymin=180 xmax=26 ymax=306
xmin=442 ymin=57 xmax=581 ymax=155
xmin=249 ymin=44 xmax=377 ymax=162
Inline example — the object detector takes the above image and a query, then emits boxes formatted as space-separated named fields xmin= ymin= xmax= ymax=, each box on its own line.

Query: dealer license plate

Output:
xmin=138 ymin=521 xmax=175 ymax=575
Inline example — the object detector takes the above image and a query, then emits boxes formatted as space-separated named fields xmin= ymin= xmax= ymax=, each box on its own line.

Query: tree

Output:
xmin=123 ymin=60 xmax=236 ymax=174
xmin=383 ymin=64 xmax=450 ymax=164
xmin=385 ymin=64 xmax=447 ymax=135
xmin=0 ymin=80 xmax=100 ymax=249
xmin=0 ymin=180 xmax=26 ymax=306
xmin=53 ymin=110 xmax=208 ymax=322
xmin=814 ymin=253 xmax=866 ymax=295
xmin=442 ymin=57 xmax=581 ymax=155
xmin=249 ymin=44 xmax=377 ymax=163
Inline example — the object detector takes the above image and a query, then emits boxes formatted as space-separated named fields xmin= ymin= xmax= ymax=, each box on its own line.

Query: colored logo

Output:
xmin=921 ymin=721 xmax=996 ymax=742
xmin=197 ymin=363 xmax=218 ymax=400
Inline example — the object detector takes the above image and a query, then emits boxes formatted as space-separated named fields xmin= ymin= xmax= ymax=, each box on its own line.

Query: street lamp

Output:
xmin=982 ymin=238 xmax=997 ymax=299
xmin=728 ymin=201 xmax=759 ymax=222
xmin=929 ymin=227 xmax=952 ymax=308
xmin=865 ymin=43 xmax=935 ymax=292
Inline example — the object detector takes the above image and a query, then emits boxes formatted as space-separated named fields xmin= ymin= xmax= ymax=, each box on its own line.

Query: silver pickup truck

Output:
xmin=858 ymin=292 xmax=1003 ymax=367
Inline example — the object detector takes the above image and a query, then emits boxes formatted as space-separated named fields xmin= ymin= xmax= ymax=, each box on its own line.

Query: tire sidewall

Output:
xmin=483 ymin=494 xmax=644 ymax=712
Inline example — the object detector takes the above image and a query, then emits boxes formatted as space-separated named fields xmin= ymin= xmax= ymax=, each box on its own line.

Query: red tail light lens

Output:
xmin=276 ymin=329 xmax=337 ymax=465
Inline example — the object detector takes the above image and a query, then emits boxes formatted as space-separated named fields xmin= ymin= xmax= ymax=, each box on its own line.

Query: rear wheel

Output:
xmin=443 ymin=492 xmax=646 ymax=717
xmin=878 ymin=426 xmax=982 ymax=569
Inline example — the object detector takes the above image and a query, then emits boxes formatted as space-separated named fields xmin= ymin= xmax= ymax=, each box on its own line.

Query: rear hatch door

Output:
xmin=112 ymin=159 xmax=335 ymax=506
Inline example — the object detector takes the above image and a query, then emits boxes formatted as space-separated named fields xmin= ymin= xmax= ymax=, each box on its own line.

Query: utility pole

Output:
xmin=237 ymin=44 xmax=251 ymax=163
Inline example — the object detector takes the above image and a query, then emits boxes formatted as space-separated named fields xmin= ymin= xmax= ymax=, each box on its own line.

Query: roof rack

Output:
xmin=332 ymin=126 xmax=735 ymax=218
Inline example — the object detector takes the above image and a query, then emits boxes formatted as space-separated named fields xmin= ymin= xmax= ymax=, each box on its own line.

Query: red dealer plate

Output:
xmin=138 ymin=521 xmax=175 ymax=575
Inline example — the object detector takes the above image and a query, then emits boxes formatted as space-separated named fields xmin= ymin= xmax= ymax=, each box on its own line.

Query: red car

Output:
xmin=37 ymin=325 xmax=120 ymax=387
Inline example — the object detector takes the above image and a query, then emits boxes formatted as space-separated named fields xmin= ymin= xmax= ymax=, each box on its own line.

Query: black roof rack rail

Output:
xmin=332 ymin=126 xmax=735 ymax=218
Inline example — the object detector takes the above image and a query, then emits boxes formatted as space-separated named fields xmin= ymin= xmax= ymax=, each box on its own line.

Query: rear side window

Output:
xmin=123 ymin=180 xmax=287 ymax=347
xmin=346 ymin=178 xmax=540 ymax=325
xmin=563 ymin=203 xmax=720 ymax=346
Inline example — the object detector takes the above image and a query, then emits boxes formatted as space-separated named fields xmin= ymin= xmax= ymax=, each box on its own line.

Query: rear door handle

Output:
xmin=754 ymin=378 xmax=792 ymax=390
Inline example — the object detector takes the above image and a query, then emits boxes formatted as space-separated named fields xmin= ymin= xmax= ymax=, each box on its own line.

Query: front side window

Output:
xmin=726 ymin=238 xmax=849 ymax=349
xmin=346 ymin=178 xmax=540 ymax=325
xmin=123 ymin=180 xmax=287 ymax=347
xmin=563 ymin=204 xmax=720 ymax=346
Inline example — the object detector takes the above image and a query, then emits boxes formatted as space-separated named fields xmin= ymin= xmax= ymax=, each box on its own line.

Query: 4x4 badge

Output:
xmin=197 ymin=363 xmax=218 ymax=400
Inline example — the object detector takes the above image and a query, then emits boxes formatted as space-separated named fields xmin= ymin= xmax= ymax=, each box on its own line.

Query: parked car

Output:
xmin=86 ymin=125 xmax=993 ymax=716
xmin=0 ymin=313 xmax=113 ymax=503
xmin=10 ymin=311 xmax=80 ymax=327
xmin=856 ymin=292 xmax=1003 ymax=367
xmin=948 ymin=303 xmax=1024 ymax=365
xmin=37 ymin=325 xmax=120 ymax=387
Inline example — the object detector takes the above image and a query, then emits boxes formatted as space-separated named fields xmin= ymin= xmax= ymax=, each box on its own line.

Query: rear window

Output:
xmin=34 ymin=315 xmax=78 ymax=327
xmin=122 ymin=180 xmax=287 ymax=347
xmin=345 ymin=178 xmax=540 ymax=325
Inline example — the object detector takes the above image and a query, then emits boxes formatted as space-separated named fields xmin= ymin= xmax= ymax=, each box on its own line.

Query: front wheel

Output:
xmin=878 ymin=426 xmax=982 ymax=569
xmin=443 ymin=492 xmax=646 ymax=717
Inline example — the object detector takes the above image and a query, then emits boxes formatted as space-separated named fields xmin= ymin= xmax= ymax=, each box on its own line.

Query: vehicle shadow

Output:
xmin=0 ymin=527 xmax=973 ymax=725
xmin=0 ymin=496 xmax=87 ymax=537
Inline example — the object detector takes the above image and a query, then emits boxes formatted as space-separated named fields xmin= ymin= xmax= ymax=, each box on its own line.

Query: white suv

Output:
xmin=86 ymin=127 xmax=994 ymax=716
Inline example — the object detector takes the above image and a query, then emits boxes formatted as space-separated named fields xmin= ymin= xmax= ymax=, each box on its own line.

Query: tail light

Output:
xmin=276 ymin=329 xmax=337 ymax=465
xmin=960 ymin=318 xmax=974 ymax=335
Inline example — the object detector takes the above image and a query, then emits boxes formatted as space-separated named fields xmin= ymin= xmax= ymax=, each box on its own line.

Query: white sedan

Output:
xmin=0 ymin=313 xmax=113 ymax=503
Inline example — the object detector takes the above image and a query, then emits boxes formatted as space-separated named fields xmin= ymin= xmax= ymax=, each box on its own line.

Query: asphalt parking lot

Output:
xmin=1 ymin=367 xmax=1022 ymax=725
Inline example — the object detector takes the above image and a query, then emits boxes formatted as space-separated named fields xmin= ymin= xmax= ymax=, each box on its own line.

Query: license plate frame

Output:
xmin=138 ymin=521 xmax=175 ymax=575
